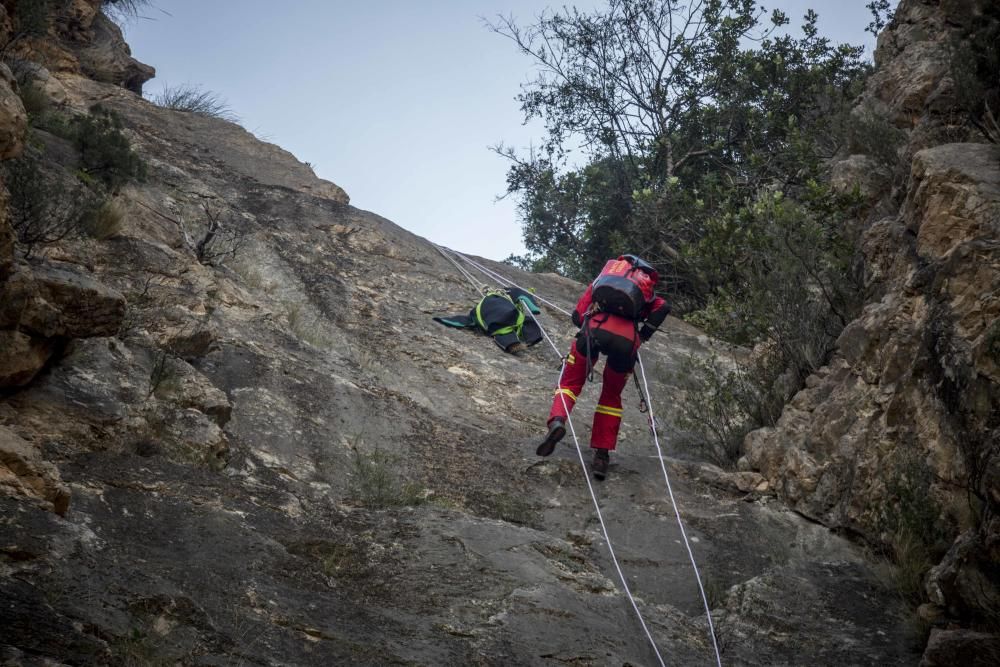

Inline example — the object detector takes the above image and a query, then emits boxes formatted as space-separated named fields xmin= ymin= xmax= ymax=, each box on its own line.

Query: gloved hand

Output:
xmin=639 ymin=324 xmax=656 ymax=341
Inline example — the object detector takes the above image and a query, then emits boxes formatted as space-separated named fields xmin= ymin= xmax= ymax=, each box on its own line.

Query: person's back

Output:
xmin=537 ymin=255 xmax=670 ymax=480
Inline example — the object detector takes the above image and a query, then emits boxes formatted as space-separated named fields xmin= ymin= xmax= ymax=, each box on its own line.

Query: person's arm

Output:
xmin=638 ymin=296 xmax=670 ymax=341
xmin=572 ymin=284 xmax=595 ymax=327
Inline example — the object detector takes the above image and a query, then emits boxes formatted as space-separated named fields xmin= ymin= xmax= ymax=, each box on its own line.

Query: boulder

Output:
xmin=0 ymin=6 xmax=12 ymax=48
xmin=0 ymin=214 xmax=13 ymax=280
xmin=686 ymin=461 xmax=770 ymax=494
xmin=5 ymin=0 xmax=153 ymax=94
xmin=0 ymin=330 xmax=52 ymax=388
xmin=0 ymin=264 xmax=35 ymax=328
xmin=925 ymin=528 xmax=1000 ymax=625
xmin=0 ymin=63 xmax=27 ymax=160
xmin=15 ymin=63 xmax=69 ymax=106
xmin=0 ymin=426 xmax=69 ymax=515
xmin=56 ymin=0 xmax=102 ymax=43
xmin=75 ymin=12 xmax=154 ymax=94
xmin=920 ymin=628 xmax=1000 ymax=667
xmin=16 ymin=264 xmax=126 ymax=339
xmin=903 ymin=144 xmax=1000 ymax=261
xmin=830 ymin=154 xmax=890 ymax=201
xmin=150 ymin=356 xmax=232 ymax=427
xmin=145 ymin=308 xmax=217 ymax=360
xmin=140 ymin=405 xmax=229 ymax=469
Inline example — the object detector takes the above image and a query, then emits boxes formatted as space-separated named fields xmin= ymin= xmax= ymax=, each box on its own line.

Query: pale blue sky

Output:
xmin=124 ymin=1 xmax=890 ymax=261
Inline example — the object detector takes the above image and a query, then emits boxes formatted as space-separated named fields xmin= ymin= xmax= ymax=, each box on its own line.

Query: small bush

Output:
xmin=847 ymin=111 xmax=907 ymax=166
xmin=284 ymin=302 xmax=334 ymax=348
xmin=152 ymin=84 xmax=238 ymax=122
xmin=26 ymin=105 xmax=147 ymax=191
xmin=675 ymin=355 xmax=754 ymax=466
xmin=886 ymin=527 xmax=936 ymax=605
xmin=316 ymin=541 xmax=372 ymax=579
xmin=871 ymin=445 xmax=952 ymax=606
xmin=951 ymin=19 xmax=1000 ymax=144
xmin=702 ymin=573 xmax=729 ymax=610
xmin=100 ymin=0 xmax=152 ymax=23
xmin=147 ymin=349 xmax=174 ymax=398
xmin=116 ymin=275 xmax=161 ymax=339
xmin=33 ymin=109 xmax=76 ymax=141
xmin=2 ymin=147 xmax=91 ymax=257
xmin=348 ymin=446 xmax=424 ymax=509
xmin=195 ymin=205 xmax=249 ymax=264
xmin=17 ymin=81 xmax=49 ymax=119
xmin=75 ymin=106 xmax=146 ymax=192
xmin=12 ymin=0 xmax=54 ymax=37
xmin=83 ymin=198 xmax=126 ymax=240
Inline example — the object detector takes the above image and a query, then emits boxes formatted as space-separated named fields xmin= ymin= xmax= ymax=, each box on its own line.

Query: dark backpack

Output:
xmin=591 ymin=257 xmax=656 ymax=319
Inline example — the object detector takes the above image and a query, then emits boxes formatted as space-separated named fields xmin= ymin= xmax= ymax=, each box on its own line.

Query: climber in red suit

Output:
xmin=536 ymin=255 xmax=670 ymax=480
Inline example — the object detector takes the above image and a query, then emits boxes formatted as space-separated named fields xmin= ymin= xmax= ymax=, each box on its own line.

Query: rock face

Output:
xmin=0 ymin=63 xmax=27 ymax=160
xmin=0 ymin=2 xmax=970 ymax=665
xmin=0 ymin=261 xmax=127 ymax=388
xmin=920 ymin=628 xmax=1000 ymax=667
xmin=0 ymin=62 xmax=25 ymax=279
xmin=0 ymin=330 xmax=52 ymax=387
xmin=75 ymin=10 xmax=155 ymax=93
xmin=0 ymin=425 xmax=70 ymax=515
xmin=3 ymin=263 xmax=127 ymax=339
xmin=744 ymin=0 xmax=1000 ymax=652
xmin=2 ymin=0 xmax=154 ymax=94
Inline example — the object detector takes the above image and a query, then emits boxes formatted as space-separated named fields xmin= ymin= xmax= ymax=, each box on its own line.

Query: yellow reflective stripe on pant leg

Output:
xmin=555 ymin=388 xmax=578 ymax=401
xmin=567 ymin=353 xmax=576 ymax=365
xmin=595 ymin=404 xmax=623 ymax=417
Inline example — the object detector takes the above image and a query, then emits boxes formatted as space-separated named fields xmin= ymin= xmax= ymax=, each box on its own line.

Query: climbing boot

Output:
xmin=536 ymin=418 xmax=566 ymax=456
xmin=591 ymin=448 xmax=610 ymax=480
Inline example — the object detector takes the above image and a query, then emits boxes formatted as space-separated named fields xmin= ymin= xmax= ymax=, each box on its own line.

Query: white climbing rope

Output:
xmin=440 ymin=245 xmax=723 ymax=665
xmin=527 ymin=307 xmax=668 ymax=666
xmin=637 ymin=355 xmax=723 ymax=667
xmin=434 ymin=243 xmax=487 ymax=294
xmin=443 ymin=247 xmax=573 ymax=317
xmin=560 ymin=380 xmax=669 ymax=665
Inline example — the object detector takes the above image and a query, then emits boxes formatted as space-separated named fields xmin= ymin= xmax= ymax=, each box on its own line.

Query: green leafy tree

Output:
xmin=493 ymin=1 xmax=877 ymax=456
xmin=491 ymin=1 xmax=869 ymax=297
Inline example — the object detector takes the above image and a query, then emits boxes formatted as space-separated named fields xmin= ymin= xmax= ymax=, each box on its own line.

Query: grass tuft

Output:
xmin=83 ymin=198 xmax=127 ymax=240
xmin=152 ymin=84 xmax=238 ymax=122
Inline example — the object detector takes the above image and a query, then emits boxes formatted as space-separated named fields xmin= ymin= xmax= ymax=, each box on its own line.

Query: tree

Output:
xmin=3 ymin=148 xmax=91 ymax=259
xmin=491 ymin=0 xmax=869 ymax=306
xmin=492 ymin=1 xmax=877 ymax=447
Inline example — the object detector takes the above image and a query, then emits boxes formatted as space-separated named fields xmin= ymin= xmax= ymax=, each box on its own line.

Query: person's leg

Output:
xmin=538 ymin=339 xmax=592 ymax=456
xmin=591 ymin=361 xmax=629 ymax=451
xmin=587 ymin=328 xmax=636 ymax=478
xmin=547 ymin=339 xmax=591 ymax=424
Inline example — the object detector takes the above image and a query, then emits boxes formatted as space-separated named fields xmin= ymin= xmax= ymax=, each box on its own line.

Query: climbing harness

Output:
xmin=436 ymin=245 xmax=723 ymax=667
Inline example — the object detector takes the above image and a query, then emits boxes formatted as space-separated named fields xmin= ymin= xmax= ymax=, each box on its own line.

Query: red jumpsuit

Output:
xmin=548 ymin=281 xmax=669 ymax=450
